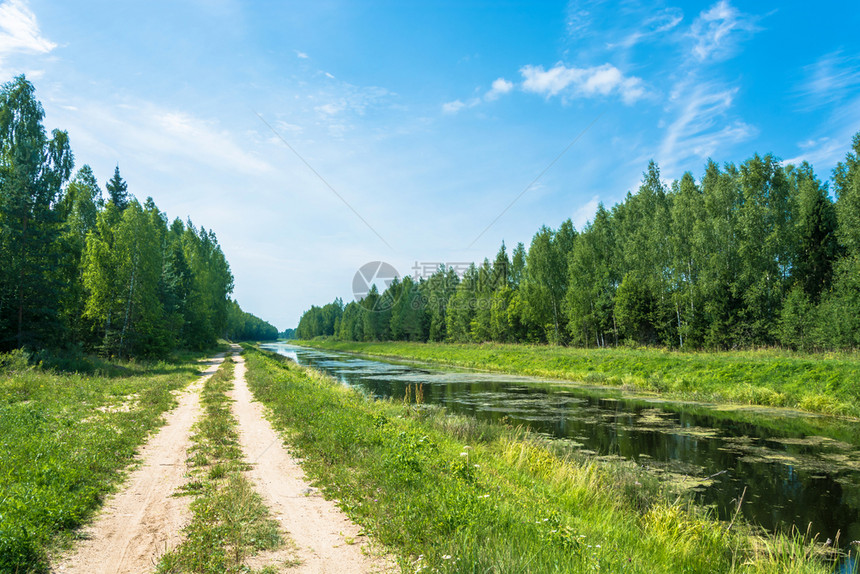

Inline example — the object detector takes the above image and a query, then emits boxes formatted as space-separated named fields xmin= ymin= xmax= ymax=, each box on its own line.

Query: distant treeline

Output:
xmin=0 ymin=75 xmax=276 ymax=357
xmin=298 ymin=132 xmax=860 ymax=352
xmin=280 ymin=328 xmax=297 ymax=339
xmin=225 ymin=300 xmax=279 ymax=342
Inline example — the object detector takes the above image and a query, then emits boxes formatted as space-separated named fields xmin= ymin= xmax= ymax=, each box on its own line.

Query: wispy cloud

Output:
xmin=442 ymin=77 xmax=515 ymax=113
xmin=565 ymin=0 xmax=606 ymax=39
xmin=0 ymin=0 xmax=55 ymax=56
xmin=608 ymin=7 xmax=684 ymax=49
xmin=688 ymin=0 xmax=760 ymax=62
xmin=782 ymin=137 xmax=848 ymax=169
xmin=58 ymin=100 xmax=275 ymax=177
xmin=295 ymin=50 xmax=309 ymax=59
xmin=798 ymin=51 xmax=860 ymax=108
xmin=571 ymin=195 xmax=600 ymax=229
xmin=442 ymin=99 xmax=470 ymax=114
xmin=658 ymin=81 xmax=755 ymax=171
xmin=521 ymin=62 xmax=644 ymax=104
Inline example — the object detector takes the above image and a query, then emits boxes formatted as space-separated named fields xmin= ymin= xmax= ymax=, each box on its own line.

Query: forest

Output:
xmin=297 ymin=132 xmax=860 ymax=352
xmin=0 ymin=75 xmax=276 ymax=357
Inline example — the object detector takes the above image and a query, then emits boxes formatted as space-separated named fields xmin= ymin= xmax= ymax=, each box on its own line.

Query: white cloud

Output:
xmin=442 ymin=100 xmax=466 ymax=114
xmin=565 ymin=0 xmax=602 ymax=38
xmin=485 ymin=77 xmax=514 ymax=101
xmin=0 ymin=0 xmax=55 ymax=56
xmin=442 ymin=97 xmax=481 ymax=114
xmin=315 ymin=102 xmax=344 ymax=117
xmin=57 ymin=101 xmax=275 ymax=178
xmin=783 ymin=95 xmax=860 ymax=170
xmin=689 ymin=0 xmax=759 ymax=62
xmin=295 ymin=50 xmax=309 ymax=59
xmin=799 ymin=51 xmax=860 ymax=108
xmin=572 ymin=195 xmax=600 ymax=230
xmin=658 ymin=81 xmax=755 ymax=172
xmin=520 ymin=63 xmax=644 ymax=104
xmin=782 ymin=137 xmax=846 ymax=168
xmin=608 ymin=8 xmax=684 ymax=49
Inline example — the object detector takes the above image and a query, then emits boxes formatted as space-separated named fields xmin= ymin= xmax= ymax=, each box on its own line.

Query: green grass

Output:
xmin=157 ymin=355 xmax=285 ymax=574
xmin=243 ymin=345 xmax=849 ymax=574
xmin=0 ymin=348 xmax=205 ymax=573
xmin=296 ymin=340 xmax=860 ymax=417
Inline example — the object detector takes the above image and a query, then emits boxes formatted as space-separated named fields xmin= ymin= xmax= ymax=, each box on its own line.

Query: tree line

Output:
xmin=0 ymin=75 xmax=276 ymax=357
xmin=297 ymin=131 xmax=860 ymax=352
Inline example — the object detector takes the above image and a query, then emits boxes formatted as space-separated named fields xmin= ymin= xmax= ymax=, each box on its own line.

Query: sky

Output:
xmin=0 ymin=0 xmax=858 ymax=330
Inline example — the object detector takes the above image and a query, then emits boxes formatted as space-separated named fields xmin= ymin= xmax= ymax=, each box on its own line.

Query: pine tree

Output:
xmin=106 ymin=165 xmax=129 ymax=211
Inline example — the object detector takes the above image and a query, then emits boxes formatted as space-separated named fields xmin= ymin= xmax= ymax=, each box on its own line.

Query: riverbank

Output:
xmin=244 ymin=345 xmax=845 ymax=573
xmin=295 ymin=340 xmax=860 ymax=418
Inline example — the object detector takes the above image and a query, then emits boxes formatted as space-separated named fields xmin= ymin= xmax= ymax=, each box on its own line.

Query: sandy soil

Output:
xmin=53 ymin=354 xmax=225 ymax=574
xmin=228 ymin=349 xmax=394 ymax=573
xmin=53 ymin=348 xmax=393 ymax=573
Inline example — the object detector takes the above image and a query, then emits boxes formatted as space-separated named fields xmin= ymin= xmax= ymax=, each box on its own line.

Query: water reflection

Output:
xmin=262 ymin=342 xmax=860 ymax=550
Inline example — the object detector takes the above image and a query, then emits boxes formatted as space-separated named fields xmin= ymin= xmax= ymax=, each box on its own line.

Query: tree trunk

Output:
xmin=16 ymin=214 xmax=28 ymax=349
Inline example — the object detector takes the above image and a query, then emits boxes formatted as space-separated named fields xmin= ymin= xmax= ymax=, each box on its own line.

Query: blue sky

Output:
xmin=1 ymin=0 xmax=858 ymax=329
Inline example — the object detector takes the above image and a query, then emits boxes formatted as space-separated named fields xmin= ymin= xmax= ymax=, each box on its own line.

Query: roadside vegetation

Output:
xmin=0 ymin=349 xmax=204 ymax=573
xmin=244 ymin=345 xmax=851 ymax=574
xmin=157 ymin=355 xmax=285 ymax=574
xmin=298 ymin=339 xmax=860 ymax=417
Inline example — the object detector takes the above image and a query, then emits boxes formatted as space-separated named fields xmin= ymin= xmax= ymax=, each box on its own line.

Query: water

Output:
xmin=262 ymin=342 xmax=860 ymax=550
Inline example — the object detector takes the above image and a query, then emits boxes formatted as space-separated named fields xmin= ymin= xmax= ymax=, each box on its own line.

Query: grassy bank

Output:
xmin=157 ymin=356 xmax=284 ymax=574
xmin=0 ymin=349 xmax=207 ymax=573
xmin=296 ymin=340 xmax=860 ymax=417
xmin=244 ymin=345 xmax=846 ymax=573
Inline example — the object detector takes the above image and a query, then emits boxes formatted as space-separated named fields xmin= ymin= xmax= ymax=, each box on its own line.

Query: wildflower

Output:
xmin=463 ymin=445 xmax=472 ymax=450
xmin=442 ymin=555 xmax=452 ymax=560
xmin=460 ymin=452 xmax=468 ymax=457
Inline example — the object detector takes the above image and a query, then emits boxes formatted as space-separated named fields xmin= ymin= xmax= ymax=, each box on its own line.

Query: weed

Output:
xmin=242 ymin=345 xmax=840 ymax=574
xmin=0 ymin=349 xmax=204 ymax=572
xmin=156 ymin=356 xmax=283 ymax=574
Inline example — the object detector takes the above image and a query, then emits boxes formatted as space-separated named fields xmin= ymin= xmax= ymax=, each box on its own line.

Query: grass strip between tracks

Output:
xmin=157 ymin=355 xmax=285 ymax=574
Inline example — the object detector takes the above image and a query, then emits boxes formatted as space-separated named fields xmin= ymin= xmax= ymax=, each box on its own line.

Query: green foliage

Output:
xmin=224 ymin=299 xmax=278 ymax=341
xmin=243 ymin=346 xmax=839 ymax=574
xmin=0 ymin=350 xmax=200 ymax=572
xmin=0 ymin=75 xmax=73 ymax=350
xmin=299 ymin=131 xmax=860 ymax=353
xmin=300 ymin=339 xmax=860 ymax=417
xmin=157 ymin=357 xmax=283 ymax=573
xmin=0 ymin=75 xmax=260 ymax=358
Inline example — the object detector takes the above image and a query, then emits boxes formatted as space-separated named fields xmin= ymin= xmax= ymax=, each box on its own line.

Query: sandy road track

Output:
xmin=228 ymin=348 xmax=394 ymax=573
xmin=54 ymin=354 xmax=225 ymax=574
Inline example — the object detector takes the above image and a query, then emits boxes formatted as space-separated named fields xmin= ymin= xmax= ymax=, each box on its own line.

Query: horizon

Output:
xmin=1 ymin=0 xmax=858 ymax=329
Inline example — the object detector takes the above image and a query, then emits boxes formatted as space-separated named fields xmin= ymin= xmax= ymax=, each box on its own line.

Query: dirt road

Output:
xmin=229 ymin=350 xmax=393 ymax=573
xmin=54 ymin=349 xmax=392 ymax=573
xmin=54 ymin=355 xmax=224 ymax=574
